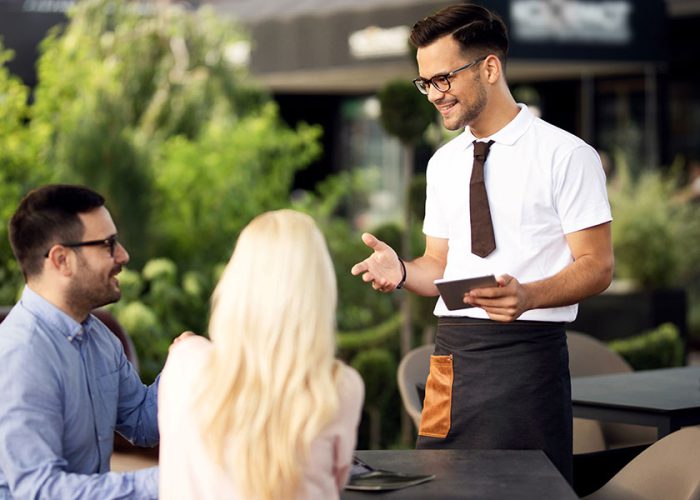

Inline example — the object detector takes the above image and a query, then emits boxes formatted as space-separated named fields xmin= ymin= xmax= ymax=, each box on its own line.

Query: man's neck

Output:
xmin=26 ymin=281 xmax=88 ymax=323
xmin=469 ymin=95 xmax=520 ymax=139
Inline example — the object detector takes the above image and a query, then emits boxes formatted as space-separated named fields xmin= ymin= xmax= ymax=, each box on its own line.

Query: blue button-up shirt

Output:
xmin=0 ymin=287 xmax=159 ymax=499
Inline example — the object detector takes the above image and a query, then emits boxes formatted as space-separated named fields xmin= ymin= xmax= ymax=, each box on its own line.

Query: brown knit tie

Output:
xmin=470 ymin=140 xmax=496 ymax=257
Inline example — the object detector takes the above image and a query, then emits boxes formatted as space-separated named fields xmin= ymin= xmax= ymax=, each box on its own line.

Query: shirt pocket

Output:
xmin=418 ymin=354 xmax=454 ymax=439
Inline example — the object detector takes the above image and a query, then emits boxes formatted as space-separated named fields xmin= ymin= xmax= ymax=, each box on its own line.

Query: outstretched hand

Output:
xmin=350 ymin=232 xmax=403 ymax=293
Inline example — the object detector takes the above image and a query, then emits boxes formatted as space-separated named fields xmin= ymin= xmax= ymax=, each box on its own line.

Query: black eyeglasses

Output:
xmin=44 ymin=235 xmax=119 ymax=258
xmin=413 ymin=56 xmax=487 ymax=95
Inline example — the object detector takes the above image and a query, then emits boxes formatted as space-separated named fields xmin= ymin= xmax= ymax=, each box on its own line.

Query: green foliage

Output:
xmin=115 ymin=301 xmax=163 ymax=379
xmin=351 ymin=348 xmax=398 ymax=449
xmin=113 ymin=268 xmax=143 ymax=303
xmin=292 ymin=171 xmax=410 ymax=448
xmin=377 ymin=80 xmax=434 ymax=144
xmin=292 ymin=171 xmax=399 ymax=332
xmin=609 ymin=155 xmax=700 ymax=288
xmin=109 ymin=258 xmax=214 ymax=383
xmin=337 ymin=314 xmax=401 ymax=352
xmin=0 ymin=43 xmax=53 ymax=303
xmin=151 ymin=103 xmax=321 ymax=267
xmin=352 ymin=348 xmax=397 ymax=405
xmin=143 ymin=258 xmax=178 ymax=284
xmin=28 ymin=0 xmax=305 ymax=268
xmin=0 ymin=2 xmax=419 ymax=449
xmin=608 ymin=323 xmax=684 ymax=370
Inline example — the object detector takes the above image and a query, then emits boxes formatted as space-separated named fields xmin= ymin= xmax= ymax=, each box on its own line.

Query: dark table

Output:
xmin=341 ymin=449 xmax=577 ymax=499
xmin=572 ymin=366 xmax=700 ymax=438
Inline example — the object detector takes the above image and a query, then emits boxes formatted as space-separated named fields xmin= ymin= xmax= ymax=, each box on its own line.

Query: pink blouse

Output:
xmin=158 ymin=336 xmax=364 ymax=499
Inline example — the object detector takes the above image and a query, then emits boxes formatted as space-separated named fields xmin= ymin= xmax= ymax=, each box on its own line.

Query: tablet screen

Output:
xmin=434 ymin=274 xmax=497 ymax=310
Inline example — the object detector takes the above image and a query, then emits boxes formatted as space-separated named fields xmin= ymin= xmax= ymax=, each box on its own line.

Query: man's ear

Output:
xmin=45 ymin=246 xmax=74 ymax=277
xmin=483 ymin=54 xmax=502 ymax=85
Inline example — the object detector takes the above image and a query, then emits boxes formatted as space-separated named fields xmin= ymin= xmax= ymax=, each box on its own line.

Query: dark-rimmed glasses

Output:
xmin=44 ymin=235 xmax=119 ymax=258
xmin=413 ymin=56 xmax=487 ymax=95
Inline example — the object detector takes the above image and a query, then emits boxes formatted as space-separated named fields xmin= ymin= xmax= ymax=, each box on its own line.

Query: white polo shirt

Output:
xmin=423 ymin=104 xmax=612 ymax=322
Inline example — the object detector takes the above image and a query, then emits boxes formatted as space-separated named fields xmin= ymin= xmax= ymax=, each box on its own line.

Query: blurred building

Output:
xmin=210 ymin=0 xmax=700 ymax=224
xmin=2 ymin=0 xmax=700 ymax=222
xmin=0 ymin=0 xmax=67 ymax=88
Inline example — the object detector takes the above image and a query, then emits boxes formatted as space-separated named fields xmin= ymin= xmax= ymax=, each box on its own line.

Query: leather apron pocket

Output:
xmin=418 ymin=354 xmax=454 ymax=438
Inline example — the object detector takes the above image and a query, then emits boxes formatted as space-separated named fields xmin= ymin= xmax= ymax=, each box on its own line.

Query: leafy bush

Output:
xmin=0 ymin=44 xmax=53 ymax=304
xmin=608 ymin=155 xmax=700 ymax=346
xmin=29 ymin=0 xmax=319 ymax=269
xmin=292 ymin=171 xmax=414 ymax=448
xmin=608 ymin=323 xmax=684 ymax=370
xmin=352 ymin=348 xmax=398 ymax=449
xmin=109 ymin=258 xmax=215 ymax=383
xmin=377 ymin=80 xmax=434 ymax=144
xmin=292 ymin=171 xmax=400 ymax=333
xmin=609 ymin=156 xmax=700 ymax=288
xmin=151 ymin=103 xmax=321 ymax=268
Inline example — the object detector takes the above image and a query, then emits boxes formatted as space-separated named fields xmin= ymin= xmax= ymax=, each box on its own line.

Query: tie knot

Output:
xmin=473 ymin=140 xmax=494 ymax=160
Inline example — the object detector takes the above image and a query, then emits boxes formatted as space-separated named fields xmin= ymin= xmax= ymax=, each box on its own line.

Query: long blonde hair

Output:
xmin=194 ymin=209 xmax=341 ymax=500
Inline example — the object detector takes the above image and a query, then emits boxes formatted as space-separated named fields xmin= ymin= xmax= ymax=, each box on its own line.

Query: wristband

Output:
xmin=396 ymin=258 xmax=407 ymax=289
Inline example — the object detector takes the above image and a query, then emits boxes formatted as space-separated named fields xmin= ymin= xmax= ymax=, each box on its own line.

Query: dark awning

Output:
xmin=209 ymin=0 xmax=669 ymax=94
xmin=0 ymin=0 xmax=675 ymax=92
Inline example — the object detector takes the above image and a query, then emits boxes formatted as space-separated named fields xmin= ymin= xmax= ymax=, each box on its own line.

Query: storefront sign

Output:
xmin=21 ymin=0 xmax=73 ymax=12
xmin=511 ymin=0 xmax=633 ymax=44
xmin=348 ymin=25 xmax=410 ymax=60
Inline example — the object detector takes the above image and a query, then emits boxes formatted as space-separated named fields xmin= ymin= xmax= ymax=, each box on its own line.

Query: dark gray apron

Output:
xmin=416 ymin=317 xmax=573 ymax=484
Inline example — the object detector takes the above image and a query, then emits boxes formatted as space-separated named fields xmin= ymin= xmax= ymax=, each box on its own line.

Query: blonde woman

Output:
xmin=158 ymin=210 xmax=364 ymax=499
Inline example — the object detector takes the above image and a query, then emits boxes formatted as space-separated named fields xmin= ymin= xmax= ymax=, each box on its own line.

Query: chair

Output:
xmin=567 ymin=330 xmax=657 ymax=453
xmin=397 ymin=344 xmax=434 ymax=430
xmin=583 ymin=425 xmax=700 ymax=500
xmin=568 ymin=331 xmax=657 ymax=497
xmin=567 ymin=330 xmax=633 ymax=377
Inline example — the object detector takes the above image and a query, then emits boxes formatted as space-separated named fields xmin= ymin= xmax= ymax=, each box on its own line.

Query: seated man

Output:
xmin=0 ymin=185 xmax=162 ymax=499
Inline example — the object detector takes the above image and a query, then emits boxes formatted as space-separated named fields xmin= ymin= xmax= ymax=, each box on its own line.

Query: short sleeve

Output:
xmin=553 ymin=145 xmax=612 ymax=234
xmin=423 ymin=157 xmax=449 ymax=238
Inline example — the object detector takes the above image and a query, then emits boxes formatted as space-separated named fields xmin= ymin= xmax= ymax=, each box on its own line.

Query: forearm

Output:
xmin=523 ymin=252 xmax=613 ymax=311
xmin=25 ymin=467 xmax=158 ymax=500
xmin=0 ymin=415 xmax=158 ymax=500
xmin=116 ymin=371 xmax=160 ymax=447
xmin=403 ymin=254 xmax=446 ymax=297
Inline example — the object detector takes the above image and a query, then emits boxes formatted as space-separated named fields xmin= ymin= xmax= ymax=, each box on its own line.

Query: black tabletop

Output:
xmin=342 ymin=449 xmax=577 ymax=499
xmin=572 ymin=366 xmax=700 ymax=412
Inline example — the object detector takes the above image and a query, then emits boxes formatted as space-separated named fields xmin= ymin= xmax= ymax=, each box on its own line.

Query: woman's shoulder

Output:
xmin=163 ymin=335 xmax=213 ymax=380
xmin=335 ymin=363 xmax=365 ymax=412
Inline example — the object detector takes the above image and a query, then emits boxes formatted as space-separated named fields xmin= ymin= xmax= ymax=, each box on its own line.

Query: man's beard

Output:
xmin=66 ymin=264 xmax=122 ymax=317
xmin=446 ymin=74 xmax=488 ymax=131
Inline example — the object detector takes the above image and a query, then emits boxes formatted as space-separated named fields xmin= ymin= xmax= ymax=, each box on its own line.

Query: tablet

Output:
xmin=434 ymin=274 xmax=498 ymax=311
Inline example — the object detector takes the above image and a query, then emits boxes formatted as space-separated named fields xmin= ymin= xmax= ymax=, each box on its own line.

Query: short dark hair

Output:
xmin=410 ymin=4 xmax=509 ymax=65
xmin=9 ymin=184 xmax=105 ymax=279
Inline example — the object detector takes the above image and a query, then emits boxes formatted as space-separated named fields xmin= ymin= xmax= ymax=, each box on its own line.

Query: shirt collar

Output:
xmin=19 ymin=286 xmax=88 ymax=343
xmin=461 ymin=103 xmax=534 ymax=149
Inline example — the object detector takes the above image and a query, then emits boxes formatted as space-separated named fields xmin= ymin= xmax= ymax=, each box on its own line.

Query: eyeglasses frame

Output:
xmin=413 ymin=55 xmax=488 ymax=95
xmin=44 ymin=235 xmax=119 ymax=258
